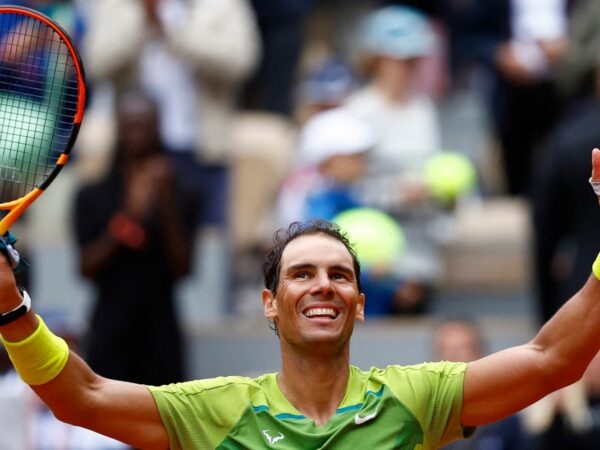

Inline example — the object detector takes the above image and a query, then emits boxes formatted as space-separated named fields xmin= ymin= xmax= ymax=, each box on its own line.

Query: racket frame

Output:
xmin=0 ymin=6 xmax=86 ymax=234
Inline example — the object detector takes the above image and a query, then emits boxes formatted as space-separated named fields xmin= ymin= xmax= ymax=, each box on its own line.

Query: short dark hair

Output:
xmin=262 ymin=219 xmax=362 ymax=294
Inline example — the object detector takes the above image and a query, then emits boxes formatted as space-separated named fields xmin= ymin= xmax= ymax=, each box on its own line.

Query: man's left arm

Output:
xmin=461 ymin=148 xmax=600 ymax=426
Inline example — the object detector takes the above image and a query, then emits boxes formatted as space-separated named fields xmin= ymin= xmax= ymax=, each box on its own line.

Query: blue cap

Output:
xmin=360 ymin=6 xmax=434 ymax=59
xmin=298 ymin=58 xmax=358 ymax=105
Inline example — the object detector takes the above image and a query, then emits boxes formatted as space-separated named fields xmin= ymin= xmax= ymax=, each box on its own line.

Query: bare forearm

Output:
xmin=531 ymin=274 xmax=600 ymax=384
xmin=1 ymin=312 xmax=168 ymax=449
xmin=32 ymin=349 xmax=101 ymax=424
xmin=463 ymin=273 xmax=600 ymax=426
xmin=32 ymin=352 xmax=167 ymax=449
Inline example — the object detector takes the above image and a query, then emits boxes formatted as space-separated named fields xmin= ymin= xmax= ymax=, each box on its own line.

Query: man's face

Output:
xmin=262 ymin=234 xmax=365 ymax=352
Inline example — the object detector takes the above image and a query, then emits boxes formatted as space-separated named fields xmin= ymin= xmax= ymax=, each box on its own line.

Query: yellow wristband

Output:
xmin=1 ymin=315 xmax=69 ymax=385
xmin=593 ymin=252 xmax=600 ymax=281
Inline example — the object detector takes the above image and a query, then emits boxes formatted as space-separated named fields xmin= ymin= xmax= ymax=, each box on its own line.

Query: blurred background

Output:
xmin=4 ymin=0 xmax=600 ymax=447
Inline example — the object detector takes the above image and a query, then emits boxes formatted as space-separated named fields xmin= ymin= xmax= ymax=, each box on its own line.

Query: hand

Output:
xmin=124 ymin=164 xmax=155 ymax=221
xmin=124 ymin=155 xmax=173 ymax=221
xmin=591 ymin=148 xmax=600 ymax=205
xmin=0 ymin=251 xmax=21 ymax=312
xmin=539 ymin=37 xmax=569 ymax=65
xmin=495 ymin=42 xmax=540 ymax=85
xmin=145 ymin=155 xmax=173 ymax=205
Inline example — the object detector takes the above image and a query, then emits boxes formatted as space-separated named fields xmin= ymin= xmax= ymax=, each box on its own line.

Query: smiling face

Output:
xmin=262 ymin=233 xmax=365 ymax=354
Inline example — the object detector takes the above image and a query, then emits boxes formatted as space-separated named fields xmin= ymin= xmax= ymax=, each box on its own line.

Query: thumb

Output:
xmin=590 ymin=148 xmax=600 ymax=205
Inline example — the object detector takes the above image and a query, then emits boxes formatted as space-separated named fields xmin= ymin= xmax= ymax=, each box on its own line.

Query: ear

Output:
xmin=262 ymin=289 xmax=278 ymax=319
xmin=355 ymin=293 xmax=365 ymax=322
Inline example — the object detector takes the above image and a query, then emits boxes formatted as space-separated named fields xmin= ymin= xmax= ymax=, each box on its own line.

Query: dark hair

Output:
xmin=262 ymin=219 xmax=362 ymax=294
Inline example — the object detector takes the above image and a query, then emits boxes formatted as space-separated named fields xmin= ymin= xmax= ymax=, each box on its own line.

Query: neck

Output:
xmin=277 ymin=345 xmax=351 ymax=426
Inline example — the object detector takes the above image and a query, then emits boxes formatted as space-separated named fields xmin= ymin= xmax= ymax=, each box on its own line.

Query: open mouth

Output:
xmin=303 ymin=307 xmax=339 ymax=319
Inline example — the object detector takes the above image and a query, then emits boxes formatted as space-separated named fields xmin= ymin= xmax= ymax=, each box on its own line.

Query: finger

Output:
xmin=591 ymin=148 xmax=600 ymax=181
xmin=0 ymin=251 xmax=11 ymax=270
xmin=591 ymin=148 xmax=600 ymax=205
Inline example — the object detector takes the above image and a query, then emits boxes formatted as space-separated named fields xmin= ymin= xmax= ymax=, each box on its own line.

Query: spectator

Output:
xmin=276 ymin=107 xmax=375 ymax=227
xmin=436 ymin=0 xmax=568 ymax=196
xmin=523 ymin=351 xmax=600 ymax=450
xmin=242 ymin=0 xmax=314 ymax=116
xmin=345 ymin=4 xmax=440 ymax=180
xmin=433 ymin=318 xmax=527 ymax=450
xmin=345 ymin=5 xmax=450 ymax=314
xmin=294 ymin=56 xmax=359 ymax=124
xmin=83 ymin=0 xmax=260 ymax=226
xmin=554 ymin=0 xmax=600 ymax=104
xmin=531 ymin=54 xmax=600 ymax=324
xmin=72 ymin=91 xmax=198 ymax=385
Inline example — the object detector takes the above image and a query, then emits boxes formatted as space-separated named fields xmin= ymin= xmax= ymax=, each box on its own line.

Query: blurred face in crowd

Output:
xmin=433 ymin=321 xmax=484 ymax=363
xmin=320 ymin=153 xmax=367 ymax=184
xmin=372 ymin=56 xmax=422 ymax=101
xmin=116 ymin=95 xmax=161 ymax=160
xmin=262 ymin=233 xmax=365 ymax=354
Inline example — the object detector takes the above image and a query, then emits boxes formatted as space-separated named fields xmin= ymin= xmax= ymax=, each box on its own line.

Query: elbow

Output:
xmin=50 ymin=387 xmax=103 ymax=430
xmin=51 ymin=399 xmax=93 ymax=429
xmin=52 ymin=406 xmax=82 ymax=428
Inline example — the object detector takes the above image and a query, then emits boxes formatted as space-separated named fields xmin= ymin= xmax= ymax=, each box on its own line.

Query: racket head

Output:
xmin=0 ymin=5 xmax=86 ymax=233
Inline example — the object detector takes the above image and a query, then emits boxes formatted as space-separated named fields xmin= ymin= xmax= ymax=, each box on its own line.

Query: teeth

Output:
xmin=304 ymin=308 xmax=337 ymax=318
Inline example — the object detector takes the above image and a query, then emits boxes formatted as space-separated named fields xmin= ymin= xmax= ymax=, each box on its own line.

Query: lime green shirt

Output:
xmin=148 ymin=362 xmax=472 ymax=449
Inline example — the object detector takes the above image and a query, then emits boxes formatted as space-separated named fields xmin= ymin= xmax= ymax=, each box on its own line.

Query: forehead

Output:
xmin=436 ymin=324 xmax=478 ymax=344
xmin=281 ymin=233 xmax=354 ymax=269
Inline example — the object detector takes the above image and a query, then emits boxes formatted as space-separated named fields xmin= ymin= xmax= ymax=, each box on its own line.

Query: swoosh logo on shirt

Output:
xmin=354 ymin=408 xmax=378 ymax=425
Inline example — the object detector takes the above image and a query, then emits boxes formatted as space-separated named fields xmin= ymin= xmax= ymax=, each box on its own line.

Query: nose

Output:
xmin=311 ymin=271 xmax=334 ymax=295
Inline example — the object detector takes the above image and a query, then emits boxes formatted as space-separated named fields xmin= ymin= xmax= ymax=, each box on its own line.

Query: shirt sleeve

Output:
xmin=147 ymin=376 xmax=258 ymax=450
xmin=381 ymin=361 xmax=475 ymax=447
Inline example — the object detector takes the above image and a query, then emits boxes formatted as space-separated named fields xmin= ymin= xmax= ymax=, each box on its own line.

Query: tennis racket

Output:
xmin=0 ymin=5 xmax=85 ymax=235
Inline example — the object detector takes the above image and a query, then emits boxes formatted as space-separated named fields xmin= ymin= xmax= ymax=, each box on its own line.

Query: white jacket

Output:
xmin=84 ymin=0 xmax=261 ymax=162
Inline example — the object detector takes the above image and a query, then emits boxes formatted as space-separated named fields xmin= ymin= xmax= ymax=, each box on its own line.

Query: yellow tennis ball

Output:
xmin=333 ymin=207 xmax=405 ymax=268
xmin=425 ymin=151 xmax=476 ymax=202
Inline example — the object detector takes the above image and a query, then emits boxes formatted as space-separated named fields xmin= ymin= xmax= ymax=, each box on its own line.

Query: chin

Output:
xmin=301 ymin=329 xmax=352 ymax=348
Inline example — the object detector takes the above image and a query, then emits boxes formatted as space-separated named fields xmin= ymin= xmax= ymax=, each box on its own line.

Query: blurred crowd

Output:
xmin=3 ymin=0 xmax=600 ymax=447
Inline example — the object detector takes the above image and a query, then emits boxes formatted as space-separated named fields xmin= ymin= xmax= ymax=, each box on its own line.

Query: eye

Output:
xmin=295 ymin=271 xmax=310 ymax=279
xmin=331 ymin=272 xmax=349 ymax=281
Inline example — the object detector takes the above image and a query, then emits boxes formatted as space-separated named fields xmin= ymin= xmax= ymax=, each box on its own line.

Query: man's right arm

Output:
xmin=0 ymin=259 xmax=169 ymax=450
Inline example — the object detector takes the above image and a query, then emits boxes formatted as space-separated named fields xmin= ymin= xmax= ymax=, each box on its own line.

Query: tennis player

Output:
xmin=2 ymin=149 xmax=600 ymax=449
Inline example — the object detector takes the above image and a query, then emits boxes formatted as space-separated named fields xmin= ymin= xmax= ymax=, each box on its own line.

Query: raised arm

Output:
xmin=461 ymin=148 xmax=600 ymax=426
xmin=0 ymin=258 xmax=169 ymax=450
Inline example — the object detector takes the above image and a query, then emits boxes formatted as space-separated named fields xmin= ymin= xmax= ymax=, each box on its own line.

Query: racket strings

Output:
xmin=0 ymin=11 xmax=79 ymax=204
